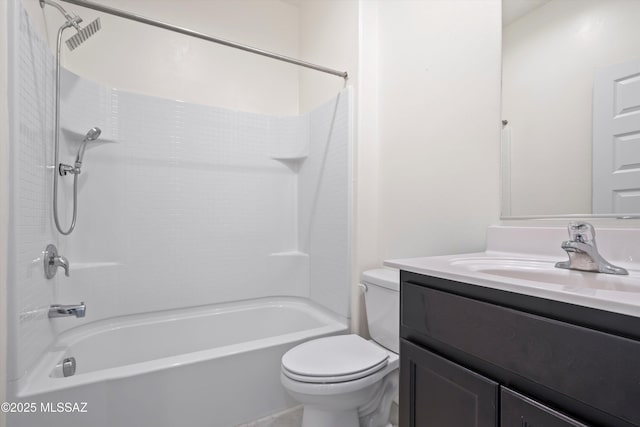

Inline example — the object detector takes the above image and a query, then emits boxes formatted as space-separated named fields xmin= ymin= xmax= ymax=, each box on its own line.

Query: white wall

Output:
xmin=353 ymin=0 xmax=381 ymax=335
xmin=375 ymin=0 xmax=502 ymax=260
xmin=503 ymin=0 xmax=640 ymax=216
xmin=21 ymin=0 xmax=300 ymax=115
xmin=297 ymin=0 xmax=363 ymax=331
xmin=298 ymin=1 xmax=358 ymax=114
xmin=0 ymin=0 xmax=9 ymax=423
xmin=355 ymin=0 xmax=380 ymax=276
xmin=298 ymin=0 xmax=502 ymax=333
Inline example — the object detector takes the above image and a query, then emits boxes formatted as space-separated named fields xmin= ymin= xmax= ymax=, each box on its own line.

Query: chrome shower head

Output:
xmin=66 ymin=18 xmax=101 ymax=51
xmin=40 ymin=0 xmax=101 ymax=51
xmin=75 ymin=127 xmax=102 ymax=168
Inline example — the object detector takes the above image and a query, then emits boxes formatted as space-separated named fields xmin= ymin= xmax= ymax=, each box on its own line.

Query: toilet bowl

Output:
xmin=280 ymin=268 xmax=399 ymax=427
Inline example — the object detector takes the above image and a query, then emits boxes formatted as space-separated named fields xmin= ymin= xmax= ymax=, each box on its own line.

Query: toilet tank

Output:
xmin=362 ymin=268 xmax=400 ymax=354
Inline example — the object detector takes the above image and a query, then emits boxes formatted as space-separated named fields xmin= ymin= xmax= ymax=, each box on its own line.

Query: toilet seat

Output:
xmin=283 ymin=357 xmax=388 ymax=383
xmin=281 ymin=335 xmax=389 ymax=384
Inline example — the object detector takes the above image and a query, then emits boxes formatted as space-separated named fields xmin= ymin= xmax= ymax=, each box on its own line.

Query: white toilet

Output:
xmin=280 ymin=268 xmax=400 ymax=427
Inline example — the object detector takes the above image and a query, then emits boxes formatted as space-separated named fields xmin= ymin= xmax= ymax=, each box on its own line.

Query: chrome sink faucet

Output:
xmin=555 ymin=222 xmax=628 ymax=275
xmin=49 ymin=303 xmax=86 ymax=318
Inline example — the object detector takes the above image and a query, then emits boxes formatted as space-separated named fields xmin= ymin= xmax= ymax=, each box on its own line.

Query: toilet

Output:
xmin=280 ymin=268 xmax=400 ymax=427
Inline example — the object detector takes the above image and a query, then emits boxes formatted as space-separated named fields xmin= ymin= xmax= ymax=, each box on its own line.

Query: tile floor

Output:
xmin=236 ymin=406 xmax=303 ymax=427
xmin=236 ymin=402 xmax=399 ymax=427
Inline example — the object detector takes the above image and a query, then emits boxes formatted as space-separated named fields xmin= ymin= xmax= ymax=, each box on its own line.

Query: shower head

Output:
xmin=75 ymin=127 xmax=102 ymax=168
xmin=40 ymin=0 xmax=102 ymax=51
xmin=84 ymin=127 xmax=102 ymax=141
xmin=66 ymin=18 xmax=101 ymax=51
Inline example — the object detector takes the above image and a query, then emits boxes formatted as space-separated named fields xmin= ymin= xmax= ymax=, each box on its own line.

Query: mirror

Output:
xmin=501 ymin=0 xmax=640 ymax=218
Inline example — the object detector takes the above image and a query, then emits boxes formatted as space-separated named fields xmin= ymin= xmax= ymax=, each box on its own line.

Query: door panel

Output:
xmin=400 ymin=339 xmax=498 ymax=427
xmin=593 ymin=59 xmax=640 ymax=213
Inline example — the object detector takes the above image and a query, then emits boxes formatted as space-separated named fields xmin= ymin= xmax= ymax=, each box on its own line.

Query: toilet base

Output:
xmin=359 ymin=370 xmax=399 ymax=427
xmin=288 ymin=370 xmax=398 ymax=427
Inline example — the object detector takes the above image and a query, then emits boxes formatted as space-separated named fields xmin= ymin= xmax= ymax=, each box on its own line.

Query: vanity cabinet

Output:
xmin=399 ymin=271 xmax=640 ymax=427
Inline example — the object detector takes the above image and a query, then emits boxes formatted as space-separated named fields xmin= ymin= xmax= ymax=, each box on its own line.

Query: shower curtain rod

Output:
xmin=57 ymin=0 xmax=349 ymax=79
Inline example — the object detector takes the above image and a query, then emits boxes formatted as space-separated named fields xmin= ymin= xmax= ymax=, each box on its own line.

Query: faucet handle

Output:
xmin=54 ymin=255 xmax=70 ymax=277
xmin=567 ymin=222 xmax=596 ymax=244
xmin=44 ymin=244 xmax=70 ymax=279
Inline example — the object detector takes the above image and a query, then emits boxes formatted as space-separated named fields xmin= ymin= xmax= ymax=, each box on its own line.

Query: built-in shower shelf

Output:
xmin=269 ymin=251 xmax=309 ymax=258
xmin=271 ymin=156 xmax=307 ymax=172
xmin=270 ymin=154 xmax=308 ymax=161
xmin=72 ymin=262 xmax=120 ymax=270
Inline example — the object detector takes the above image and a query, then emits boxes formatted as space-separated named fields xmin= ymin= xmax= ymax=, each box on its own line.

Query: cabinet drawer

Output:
xmin=501 ymin=388 xmax=590 ymax=427
xmin=401 ymin=282 xmax=640 ymax=426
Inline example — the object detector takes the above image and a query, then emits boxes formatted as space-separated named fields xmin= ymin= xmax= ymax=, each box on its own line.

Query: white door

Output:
xmin=593 ymin=59 xmax=640 ymax=214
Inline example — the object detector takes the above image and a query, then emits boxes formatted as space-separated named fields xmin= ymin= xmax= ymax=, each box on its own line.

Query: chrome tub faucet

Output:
xmin=49 ymin=302 xmax=86 ymax=318
xmin=44 ymin=244 xmax=70 ymax=278
xmin=555 ymin=222 xmax=628 ymax=275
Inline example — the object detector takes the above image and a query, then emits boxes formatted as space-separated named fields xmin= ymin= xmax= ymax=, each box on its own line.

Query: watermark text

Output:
xmin=1 ymin=401 xmax=88 ymax=413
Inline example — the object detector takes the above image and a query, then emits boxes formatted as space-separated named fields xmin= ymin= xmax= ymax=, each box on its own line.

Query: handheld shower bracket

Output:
xmin=58 ymin=127 xmax=101 ymax=176
xmin=59 ymin=163 xmax=79 ymax=176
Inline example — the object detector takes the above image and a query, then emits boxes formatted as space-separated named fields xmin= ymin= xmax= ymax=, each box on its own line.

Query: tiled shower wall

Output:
xmin=7 ymin=0 xmax=57 ymax=384
xmin=8 ymin=0 xmax=350 ymax=384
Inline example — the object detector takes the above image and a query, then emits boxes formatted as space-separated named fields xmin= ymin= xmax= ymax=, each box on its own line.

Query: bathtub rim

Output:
xmin=14 ymin=296 xmax=348 ymax=398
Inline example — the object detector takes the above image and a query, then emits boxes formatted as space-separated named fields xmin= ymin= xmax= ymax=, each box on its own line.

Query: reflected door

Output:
xmin=593 ymin=59 xmax=640 ymax=214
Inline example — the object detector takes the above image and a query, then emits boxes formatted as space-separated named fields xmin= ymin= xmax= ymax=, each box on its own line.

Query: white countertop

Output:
xmin=385 ymin=225 xmax=640 ymax=318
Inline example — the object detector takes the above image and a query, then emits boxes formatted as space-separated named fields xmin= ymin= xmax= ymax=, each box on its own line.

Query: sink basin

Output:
xmin=450 ymin=258 xmax=640 ymax=294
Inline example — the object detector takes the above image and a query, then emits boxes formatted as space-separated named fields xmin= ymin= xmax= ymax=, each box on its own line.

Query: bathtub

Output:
xmin=8 ymin=297 xmax=347 ymax=427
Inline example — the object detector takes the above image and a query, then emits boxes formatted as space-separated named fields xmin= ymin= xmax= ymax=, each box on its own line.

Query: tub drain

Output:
xmin=62 ymin=357 xmax=76 ymax=377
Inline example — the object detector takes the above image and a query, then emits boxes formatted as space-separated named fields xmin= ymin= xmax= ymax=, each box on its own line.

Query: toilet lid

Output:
xmin=281 ymin=335 xmax=389 ymax=383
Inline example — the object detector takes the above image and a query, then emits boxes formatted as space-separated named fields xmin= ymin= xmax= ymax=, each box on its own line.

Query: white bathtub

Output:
xmin=9 ymin=297 xmax=347 ymax=427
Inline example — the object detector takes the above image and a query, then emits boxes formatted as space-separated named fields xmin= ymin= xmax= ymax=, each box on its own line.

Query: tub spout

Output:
xmin=49 ymin=302 xmax=86 ymax=318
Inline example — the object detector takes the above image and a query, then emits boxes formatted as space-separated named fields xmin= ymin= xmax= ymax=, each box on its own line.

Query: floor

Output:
xmin=236 ymin=406 xmax=303 ymax=427
xmin=236 ymin=402 xmax=399 ymax=427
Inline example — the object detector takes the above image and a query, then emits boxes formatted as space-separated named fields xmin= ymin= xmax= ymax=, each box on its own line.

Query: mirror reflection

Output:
xmin=501 ymin=0 xmax=640 ymax=217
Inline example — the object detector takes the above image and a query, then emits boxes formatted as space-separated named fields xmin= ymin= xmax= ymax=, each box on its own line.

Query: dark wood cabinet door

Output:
xmin=501 ymin=388 xmax=591 ymax=427
xmin=400 ymin=339 xmax=498 ymax=427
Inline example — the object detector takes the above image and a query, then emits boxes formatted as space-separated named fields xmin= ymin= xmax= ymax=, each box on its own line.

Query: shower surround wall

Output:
xmin=7 ymin=0 xmax=350 ymax=391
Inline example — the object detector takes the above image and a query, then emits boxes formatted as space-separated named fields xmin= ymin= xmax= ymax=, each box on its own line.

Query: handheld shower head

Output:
xmin=75 ymin=127 xmax=102 ymax=168
xmin=85 ymin=127 xmax=102 ymax=141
